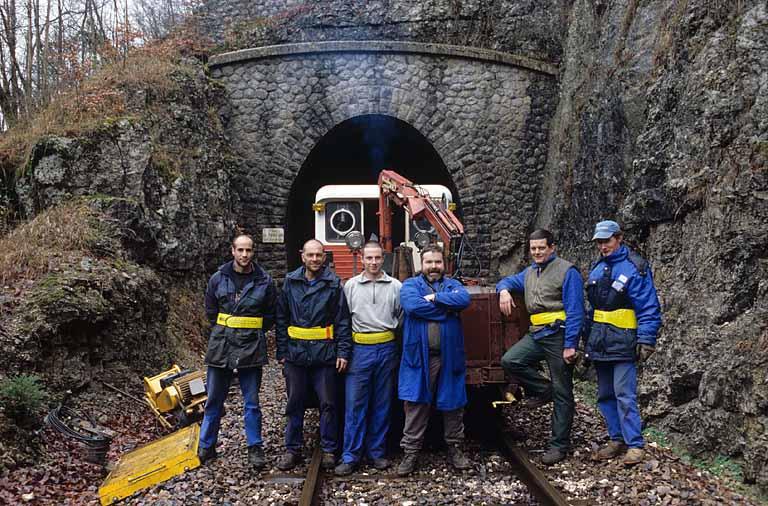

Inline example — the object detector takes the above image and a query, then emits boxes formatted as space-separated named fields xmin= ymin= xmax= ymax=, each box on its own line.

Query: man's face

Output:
xmin=301 ymin=241 xmax=326 ymax=273
xmin=231 ymin=236 xmax=255 ymax=270
xmin=362 ymin=245 xmax=384 ymax=278
xmin=421 ymin=251 xmax=445 ymax=282
xmin=596 ymin=235 xmax=622 ymax=257
xmin=529 ymin=238 xmax=555 ymax=265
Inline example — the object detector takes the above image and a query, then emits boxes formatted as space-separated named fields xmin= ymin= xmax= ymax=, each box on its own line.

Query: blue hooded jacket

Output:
xmin=585 ymin=245 xmax=661 ymax=361
xmin=398 ymin=274 xmax=471 ymax=411
xmin=276 ymin=266 xmax=352 ymax=366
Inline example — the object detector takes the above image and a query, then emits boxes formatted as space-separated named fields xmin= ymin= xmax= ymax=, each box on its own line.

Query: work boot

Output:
xmin=334 ymin=462 xmax=356 ymax=476
xmin=397 ymin=453 xmax=419 ymax=476
xmin=622 ymin=447 xmax=645 ymax=465
xmin=197 ymin=445 xmax=217 ymax=465
xmin=525 ymin=389 xmax=553 ymax=409
xmin=371 ymin=457 xmax=391 ymax=470
xmin=321 ymin=452 xmax=336 ymax=470
xmin=596 ymin=440 xmax=627 ymax=461
xmin=276 ymin=451 xmax=302 ymax=471
xmin=448 ymin=445 xmax=471 ymax=470
xmin=541 ymin=447 xmax=567 ymax=465
xmin=248 ymin=445 xmax=266 ymax=470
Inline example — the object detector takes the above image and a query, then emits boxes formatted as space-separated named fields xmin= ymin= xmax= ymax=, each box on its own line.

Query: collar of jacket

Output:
xmin=218 ymin=260 xmax=267 ymax=282
xmin=530 ymin=253 xmax=558 ymax=270
xmin=285 ymin=265 xmax=338 ymax=283
xmin=354 ymin=272 xmax=393 ymax=284
xmin=600 ymin=244 xmax=629 ymax=265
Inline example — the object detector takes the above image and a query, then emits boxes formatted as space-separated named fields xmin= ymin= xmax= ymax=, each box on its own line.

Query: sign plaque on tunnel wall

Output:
xmin=262 ymin=228 xmax=285 ymax=244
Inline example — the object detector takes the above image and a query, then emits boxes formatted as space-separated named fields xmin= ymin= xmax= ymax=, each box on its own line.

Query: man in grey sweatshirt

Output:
xmin=334 ymin=241 xmax=402 ymax=476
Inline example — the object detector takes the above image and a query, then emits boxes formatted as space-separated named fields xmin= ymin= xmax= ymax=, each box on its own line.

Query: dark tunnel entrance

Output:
xmin=286 ymin=114 xmax=458 ymax=270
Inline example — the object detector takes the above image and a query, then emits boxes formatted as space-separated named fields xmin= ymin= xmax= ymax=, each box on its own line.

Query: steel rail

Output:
xmin=298 ymin=446 xmax=324 ymax=506
xmin=498 ymin=432 xmax=571 ymax=506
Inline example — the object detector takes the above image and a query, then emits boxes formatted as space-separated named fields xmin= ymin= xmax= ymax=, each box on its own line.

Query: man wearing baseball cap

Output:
xmin=584 ymin=220 xmax=661 ymax=465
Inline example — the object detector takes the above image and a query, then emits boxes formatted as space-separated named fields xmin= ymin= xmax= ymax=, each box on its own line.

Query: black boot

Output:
xmin=248 ymin=445 xmax=266 ymax=469
xmin=197 ymin=445 xmax=218 ymax=465
xmin=397 ymin=453 xmax=418 ymax=476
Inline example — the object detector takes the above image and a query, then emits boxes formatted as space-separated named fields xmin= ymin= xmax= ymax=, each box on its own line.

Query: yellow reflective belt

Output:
xmin=593 ymin=309 xmax=638 ymax=329
xmin=288 ymin=325 xmax=334 ymax=340
xmin=353 ymin=330 xmax=395 ymax=345
xmin=216 ymin=313 xmax=263 ymax=329
xmin=530 ymin=310 xmax=567 ymax=326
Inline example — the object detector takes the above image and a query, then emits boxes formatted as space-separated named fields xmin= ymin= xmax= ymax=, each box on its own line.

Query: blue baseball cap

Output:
xmin=592 ymin=220 xmax=621 ymax=240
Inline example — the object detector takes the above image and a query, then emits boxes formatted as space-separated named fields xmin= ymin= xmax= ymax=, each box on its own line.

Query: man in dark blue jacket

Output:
xmin=585 ymin=220 xmax=661 ymax=465
xmin=497 ymin=229 xmax=584 ymax=465
xmin=276 ymin=239 xmax=352 ymax=471
xmin=198 ymin=234 xmax=277 ymax=469
xmin=397 ymin=244 xmax=472 ymax=476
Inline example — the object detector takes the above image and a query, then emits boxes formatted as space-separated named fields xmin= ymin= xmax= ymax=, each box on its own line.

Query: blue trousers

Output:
xmin=199 ymin=366 xmax=263 ymax=450
xmin=342 ymin=342 xmax=397 ymax=464
xmin=284 ymin=362 xmax=338 ymax=454
xmin=595 ymin=361 xmax=644 ymax=448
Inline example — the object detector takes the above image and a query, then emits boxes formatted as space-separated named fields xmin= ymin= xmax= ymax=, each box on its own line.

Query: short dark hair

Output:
xmin=420 ymin=243 xmax=444 ymax=259
xmin=529 ymin=229 xmax=555 ymax=246
xmin=362 ymin=241 xmax=383 ymax=253
xmin=231 ymin=233 xmax=254 ymax=247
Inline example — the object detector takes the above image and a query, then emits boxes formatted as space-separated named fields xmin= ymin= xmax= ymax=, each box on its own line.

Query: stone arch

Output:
xmin=211 ymin=42 xmax=558 ymax=277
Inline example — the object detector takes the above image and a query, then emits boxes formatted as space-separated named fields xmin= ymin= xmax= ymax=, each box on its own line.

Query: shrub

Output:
xmin=0 ymin=374 xmax=48 ymax=423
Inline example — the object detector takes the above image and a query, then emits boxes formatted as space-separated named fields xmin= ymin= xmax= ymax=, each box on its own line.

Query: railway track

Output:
xmin=293 ymin=427 xmax=574 ymax=506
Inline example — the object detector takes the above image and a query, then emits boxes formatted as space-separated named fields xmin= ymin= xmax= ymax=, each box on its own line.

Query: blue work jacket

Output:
xmin=495 ymin=255 xmax=584 ymax=349
xmin=398 ymin=274 xmax=471 ymax=411
xmin=585 ymin=245 xmax=662 ymax=361
xmin=276 ymin=266 xmax=352 ymax=366
xmin=204 ymin=261 xmax=276 ymax=369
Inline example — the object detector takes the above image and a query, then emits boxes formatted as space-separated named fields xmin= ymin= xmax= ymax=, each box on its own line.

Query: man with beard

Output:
xmin=198 ymin=234 xmax=277 ymax=470
xmin=276 ymin=239 xmax=352 ymax=471
xmin=334 ymin=241 xmax=402 ymax=476
xmin=396 ymin=244 xmax=472 ymax=476
xmin=585 ymin=220 xmax=661 ymax=465
xmin=497 ymin=229 xmax=584 ymax=465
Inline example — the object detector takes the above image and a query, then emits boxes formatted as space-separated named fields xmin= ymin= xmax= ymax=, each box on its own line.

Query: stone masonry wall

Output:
xmin=210 ymin=44 xmax=557 ymax=277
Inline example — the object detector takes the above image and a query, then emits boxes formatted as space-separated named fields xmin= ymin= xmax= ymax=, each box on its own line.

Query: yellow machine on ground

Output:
xmin=143 ymin=365 xmax=207 ymax=429
xmin=99 ymin=423 xmax=201 ymax=505
xmin=98 ymin=365 xmax=208 ymax=504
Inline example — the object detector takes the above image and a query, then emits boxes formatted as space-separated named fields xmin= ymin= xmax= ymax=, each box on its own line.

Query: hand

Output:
xmin=278 ymin=357 xmax=285 ymax=365
xmin=423 ymin=294 xmax=436 ymax=302
xmin=562 ymin=347 xmax=577 ymax=364
xmin=499 ymin=290 xmax=516 ymax=317
xmin=336 ymin=358 xmax=348 ymax=372
xmin=635 ymin=344 xmax=655 ymax=363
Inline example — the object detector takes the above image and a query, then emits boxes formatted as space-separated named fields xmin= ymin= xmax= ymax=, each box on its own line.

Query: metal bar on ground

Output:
xmin=500 ymin=434 xmax=571 ymax=506
xmin=299 ymin=446 xmax=323 ymax=506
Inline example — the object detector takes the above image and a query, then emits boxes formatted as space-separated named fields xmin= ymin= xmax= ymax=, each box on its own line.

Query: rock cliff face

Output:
xmin=4 ymin=63 xmax=237 ymax=396
xmin=543 ymin=0 xmax=768 ymax=487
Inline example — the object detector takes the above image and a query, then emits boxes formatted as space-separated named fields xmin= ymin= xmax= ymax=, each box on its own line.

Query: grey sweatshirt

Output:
xmin=343 ymin=272 xmax=403 ymax=333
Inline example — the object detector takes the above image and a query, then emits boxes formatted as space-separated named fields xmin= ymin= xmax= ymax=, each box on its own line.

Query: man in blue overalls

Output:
xmin=198 ymin=234 xmax=277 ymax=469
xmin=276 ymin=239 xmax=352 ymax=471
xmin=585 ymin=220 xmax=661 ymax=465
xmin=335 ymin=241 xmax=402 ymax=476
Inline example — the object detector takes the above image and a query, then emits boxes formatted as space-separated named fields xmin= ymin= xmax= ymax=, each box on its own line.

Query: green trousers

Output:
xmin=501 ymin=330 xmax=574 ymax=450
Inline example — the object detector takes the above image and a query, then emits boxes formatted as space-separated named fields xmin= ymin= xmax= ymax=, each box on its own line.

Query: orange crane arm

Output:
xmin=377 ymin=169 xmax=464 ymax=274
